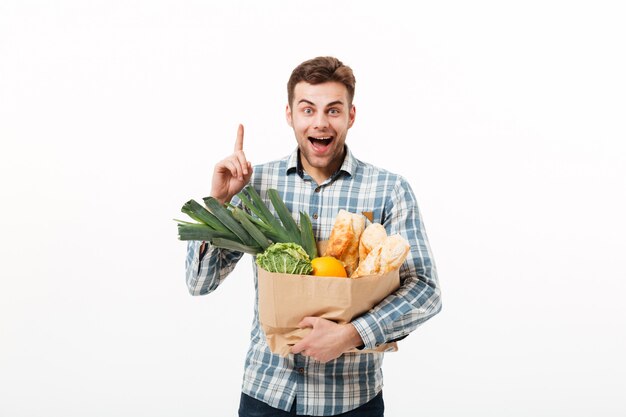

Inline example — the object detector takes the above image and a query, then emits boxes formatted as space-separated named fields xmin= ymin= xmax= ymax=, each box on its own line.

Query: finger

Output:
xmin=234 ymin=124 xmax=244 ymax=152
xmin=222 ymin=159 xmax=242 ymax=180
xmin=298 ymin=317 xmax=315 ymax=329
xmin=234 ymin=150 xmax=249 ymax=176
xmin=291 ymin=341 xmax=306 ymax=355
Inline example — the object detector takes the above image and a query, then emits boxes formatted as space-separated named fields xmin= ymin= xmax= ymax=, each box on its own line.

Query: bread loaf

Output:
xmin=359 ymin=223 xmax=387 ymax=263
xmin=324 ymin=210 xmax=366 ymax=276
xmin=379 ymin=234 xmax=410 ymax=273
xmin=351 ymin=233 xmax=410 ymax=277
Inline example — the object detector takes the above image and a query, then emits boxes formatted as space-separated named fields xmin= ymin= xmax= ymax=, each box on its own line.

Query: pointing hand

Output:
xmin=211 ymin=124 xmax=253 ymax=204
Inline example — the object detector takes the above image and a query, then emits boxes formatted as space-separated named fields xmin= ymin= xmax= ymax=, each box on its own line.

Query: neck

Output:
xmin=298 ymin=149 xmax=345 ymax=185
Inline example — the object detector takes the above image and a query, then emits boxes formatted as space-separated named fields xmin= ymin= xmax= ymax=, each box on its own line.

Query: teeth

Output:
xmin=310 ymin=136 xmax=332 ymax=140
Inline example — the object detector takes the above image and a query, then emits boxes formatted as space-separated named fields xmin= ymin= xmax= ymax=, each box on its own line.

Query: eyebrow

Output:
xmin=297 ymin=99 xmax=345 ymax=107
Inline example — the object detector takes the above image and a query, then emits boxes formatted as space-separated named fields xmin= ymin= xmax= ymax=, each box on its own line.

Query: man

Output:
xmin=186 ymin=56 xmax=442 ymax=416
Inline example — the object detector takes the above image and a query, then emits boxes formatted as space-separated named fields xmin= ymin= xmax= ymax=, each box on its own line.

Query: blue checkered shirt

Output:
xmin=185 ymin=146 xmax=441 ymax=416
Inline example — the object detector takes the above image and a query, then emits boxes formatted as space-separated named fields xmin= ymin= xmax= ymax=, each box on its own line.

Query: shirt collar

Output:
xmin=285 ymin=145 xmax=356 ymax=180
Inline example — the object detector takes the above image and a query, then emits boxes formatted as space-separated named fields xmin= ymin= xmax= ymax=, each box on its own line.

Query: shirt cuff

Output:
xmin=351 ymin=313 xmax=386 ymax=350
xmin=189 ymin=241 xmax=202 ymax=274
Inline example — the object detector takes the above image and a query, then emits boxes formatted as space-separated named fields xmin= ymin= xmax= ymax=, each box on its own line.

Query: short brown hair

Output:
xmin=287 ymin=56 xmax=356 ymax=107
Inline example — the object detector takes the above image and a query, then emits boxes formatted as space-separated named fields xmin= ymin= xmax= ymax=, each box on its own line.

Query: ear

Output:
xmin=286 ymin=104 xmax=293 ymax=127
xmin=348 ymin=104 xmax=356 ymax=128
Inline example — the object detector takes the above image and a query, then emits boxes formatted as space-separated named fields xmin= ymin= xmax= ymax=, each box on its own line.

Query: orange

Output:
xmin=311 ymin=256 xmax=348 ymax=278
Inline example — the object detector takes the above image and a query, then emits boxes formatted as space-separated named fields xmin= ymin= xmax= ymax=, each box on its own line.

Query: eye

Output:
xmin=328 ymin=108 xmax=340 ymax=115
xmin=303 ymin=108 xmax=313 ymax=115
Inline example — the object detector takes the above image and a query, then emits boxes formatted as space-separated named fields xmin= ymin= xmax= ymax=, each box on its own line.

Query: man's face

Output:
xmin=286 ymin=81 xmax=356 ymax=183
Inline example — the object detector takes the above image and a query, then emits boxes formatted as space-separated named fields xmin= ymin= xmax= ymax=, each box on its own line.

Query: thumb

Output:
xmin=298 ymin=317 xmax=316 ymax=329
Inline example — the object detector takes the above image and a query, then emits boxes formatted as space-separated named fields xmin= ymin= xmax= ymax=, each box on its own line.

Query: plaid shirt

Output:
xmin=185 ymin=146 xmax=441 ymax=416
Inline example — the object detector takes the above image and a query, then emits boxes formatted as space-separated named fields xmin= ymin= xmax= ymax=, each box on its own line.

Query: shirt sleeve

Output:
xmin=351 ymin=177 xmax=442 ymax=349
xmin=185 ymin=240 xmax=244 ymax=296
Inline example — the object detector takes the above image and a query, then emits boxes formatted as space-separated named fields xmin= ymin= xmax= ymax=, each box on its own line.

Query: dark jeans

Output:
xmin=238 ymin=391 xmax=384 ymax=417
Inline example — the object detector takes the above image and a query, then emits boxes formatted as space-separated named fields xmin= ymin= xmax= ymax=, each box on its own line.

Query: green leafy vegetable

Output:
xmin=175 ymin=185 xmax=318 ymax=262
xmin=255 ymin=242 xmax=313 ymax=275
xmin=299 ymin=211 xmax=318 ymax=259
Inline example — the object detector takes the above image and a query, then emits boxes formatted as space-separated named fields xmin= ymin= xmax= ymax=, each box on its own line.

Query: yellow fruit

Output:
xmin=311 ymin=256 xmax=348 ymax=278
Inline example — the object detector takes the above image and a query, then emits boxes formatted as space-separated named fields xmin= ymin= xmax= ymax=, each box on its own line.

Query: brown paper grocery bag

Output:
xmin=257 ymin=267 xmax=401 ymax=357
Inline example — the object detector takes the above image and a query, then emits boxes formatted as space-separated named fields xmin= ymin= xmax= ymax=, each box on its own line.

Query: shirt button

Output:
xmin=297 ymin=367 xmax=305 ymax=374
xmin=314 ymin=187 xmax=321 ymax=193
xmin=312 ymin=213 xmax=318 ymax=219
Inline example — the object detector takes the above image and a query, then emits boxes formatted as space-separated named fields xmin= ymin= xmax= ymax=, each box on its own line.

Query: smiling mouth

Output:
xmin=308 ymin=136 xmax=334 ymax=146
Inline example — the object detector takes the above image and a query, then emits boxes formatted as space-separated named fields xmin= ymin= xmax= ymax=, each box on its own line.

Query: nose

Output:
xmin=313 ymin=112 xmax=329 ymax=129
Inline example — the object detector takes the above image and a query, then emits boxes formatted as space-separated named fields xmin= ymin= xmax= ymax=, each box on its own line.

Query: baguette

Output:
xmin=324 ymin=210 xmax=366 ymax=276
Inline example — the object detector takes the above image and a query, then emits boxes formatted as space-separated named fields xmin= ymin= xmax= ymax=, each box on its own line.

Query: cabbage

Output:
xmin=256 ymin=242 xmax=313 ymax=275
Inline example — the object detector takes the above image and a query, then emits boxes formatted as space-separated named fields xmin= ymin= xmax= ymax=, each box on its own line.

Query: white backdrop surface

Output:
xmin=1 ymin=1 xmax=625 ymax=416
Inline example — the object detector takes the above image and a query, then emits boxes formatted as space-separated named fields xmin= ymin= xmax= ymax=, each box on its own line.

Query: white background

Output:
xmin=1 ymin=1 xmax=625 ymax=416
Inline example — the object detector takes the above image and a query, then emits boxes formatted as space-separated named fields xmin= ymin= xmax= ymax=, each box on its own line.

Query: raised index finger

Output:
xmin=234 ymin=124 xmax=244 ymax=152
